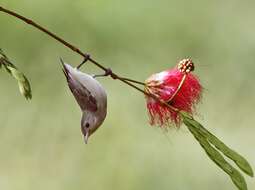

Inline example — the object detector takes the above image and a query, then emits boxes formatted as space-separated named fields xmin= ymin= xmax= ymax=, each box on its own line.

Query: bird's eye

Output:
xmin=85 ymin=123 xmax=90 ymax=128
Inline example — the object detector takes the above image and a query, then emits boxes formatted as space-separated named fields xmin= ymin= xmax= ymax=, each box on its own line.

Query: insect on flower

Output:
xmin=144 ymin=58 xmax=202 ymax=127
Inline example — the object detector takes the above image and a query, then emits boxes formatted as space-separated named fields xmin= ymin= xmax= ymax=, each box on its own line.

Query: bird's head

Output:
xmin=81 ymin=111 xmax=106 ymax=144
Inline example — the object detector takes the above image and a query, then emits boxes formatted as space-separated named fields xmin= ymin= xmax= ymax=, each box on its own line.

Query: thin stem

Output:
xmin=0 ymin=6 xmax=106 ymax=71
xmin=0 ymin=6 xmax=177 ymax=113
xmin=119 ymin=77 xmax=145 ymax=85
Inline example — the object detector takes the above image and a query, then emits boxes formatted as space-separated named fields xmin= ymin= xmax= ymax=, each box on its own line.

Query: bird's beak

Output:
xmin=84 ymin=131 xmax=89 ymax=144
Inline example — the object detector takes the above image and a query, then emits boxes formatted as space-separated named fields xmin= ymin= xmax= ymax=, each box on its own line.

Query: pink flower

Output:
xmin=144 ymin=59 xmax=202 ymax=127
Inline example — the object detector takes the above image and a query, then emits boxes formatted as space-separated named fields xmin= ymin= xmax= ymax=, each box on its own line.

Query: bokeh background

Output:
xmin=0 ymin=1 xmax=254 ymax=190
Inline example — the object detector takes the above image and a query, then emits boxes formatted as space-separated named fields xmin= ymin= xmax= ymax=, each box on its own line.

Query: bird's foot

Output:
xmin=93 ymin=68 xmax=117 ymax=79
xmin=76 ymin=53 xmax=90 ymax=70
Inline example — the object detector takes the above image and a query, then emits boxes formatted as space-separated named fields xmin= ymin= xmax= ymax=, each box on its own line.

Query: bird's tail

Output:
xmin=60 ymin=58 xmax=69 ymax=79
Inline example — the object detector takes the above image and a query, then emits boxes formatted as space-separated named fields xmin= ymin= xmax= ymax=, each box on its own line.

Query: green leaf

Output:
xmin=7 ymin=66 xmax=32 ymax=100
xmin=0 ymin=49 xmax=16 ymax=73
xmin=181 ymin=112 xmax=253 ymax=177
xmin=0 ymin=49 xmax=32 ymax=100
xmin=185 ymin=120 xmax=247 ymax=190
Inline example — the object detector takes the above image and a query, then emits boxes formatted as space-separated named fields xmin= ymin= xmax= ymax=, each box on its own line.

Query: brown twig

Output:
xmin=0 ymin=5 xmax=178 ymax=112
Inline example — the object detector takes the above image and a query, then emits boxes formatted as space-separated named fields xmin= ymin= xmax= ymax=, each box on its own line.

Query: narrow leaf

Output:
xmin=0 ymin=49 xmax=32 ymax=100
xmin=183 ymin=115 xmax=247 ymax=190
xmin=7 ymin=66 xmax=32 ymax=100
xmin=181 ymin=112 xmax=253 ymax=177
xmin=0 ymin=49 xmax=16 ymax=73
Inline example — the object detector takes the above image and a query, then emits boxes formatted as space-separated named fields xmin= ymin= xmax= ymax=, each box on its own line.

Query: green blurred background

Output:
xmin=0 ymin=1 xmax=254 ymax=189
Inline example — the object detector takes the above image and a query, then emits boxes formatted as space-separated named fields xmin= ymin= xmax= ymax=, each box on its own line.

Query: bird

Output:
xmin=60 ymin=58 xmax=107 ymax=144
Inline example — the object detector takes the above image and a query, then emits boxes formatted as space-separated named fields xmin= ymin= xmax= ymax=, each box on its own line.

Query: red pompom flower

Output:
xmin=145 ymin=59 xmax=202 ymax=127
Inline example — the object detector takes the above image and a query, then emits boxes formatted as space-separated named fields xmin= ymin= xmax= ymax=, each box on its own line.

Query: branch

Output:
xmin=0 ymin=5 xmax=178 ymax=112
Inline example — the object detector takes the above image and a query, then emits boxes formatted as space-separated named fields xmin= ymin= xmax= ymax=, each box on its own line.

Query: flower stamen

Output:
xmin=144 ymin=58 xmax=201 ymax=127
xmin=166 ymin=74 xmax=187 ymax=103
xmin=167 ymin=59 xmax=195 ymax=103
xmin=177 ymin=58 xmax=194 ymax=74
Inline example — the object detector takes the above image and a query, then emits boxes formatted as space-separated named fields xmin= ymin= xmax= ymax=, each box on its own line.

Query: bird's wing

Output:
xmin=62 ymin=62 xmax=98 ymax=112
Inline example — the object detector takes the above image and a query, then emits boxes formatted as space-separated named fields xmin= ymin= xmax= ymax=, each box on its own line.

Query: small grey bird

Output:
xmin=61 ymin=59 xmax=107 ymax=144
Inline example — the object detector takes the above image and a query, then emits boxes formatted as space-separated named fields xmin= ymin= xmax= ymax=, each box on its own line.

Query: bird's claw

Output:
xmin=93 ymin=68 xmax=114 ymax=78
xmin=76 ymin=53 xmax=90 ymax=69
